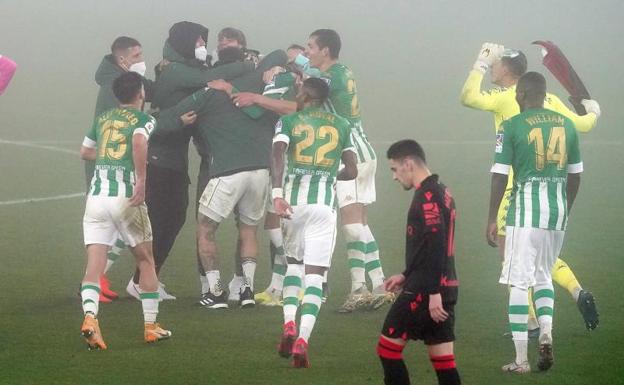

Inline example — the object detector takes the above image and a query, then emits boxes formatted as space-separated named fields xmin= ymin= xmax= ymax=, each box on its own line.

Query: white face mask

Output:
xmin=129 ymin=61 xmax=147 ymax=76
xmin=195 ymin=46 xmax=208 ymax=62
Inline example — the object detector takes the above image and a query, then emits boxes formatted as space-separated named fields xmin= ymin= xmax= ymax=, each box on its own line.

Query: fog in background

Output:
xmin=1 ymin=0 xmax=622 ymax=144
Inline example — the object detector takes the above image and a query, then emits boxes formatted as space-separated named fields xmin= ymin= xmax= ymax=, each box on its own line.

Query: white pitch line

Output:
xmin=0 ymin=138 xmax=79 ymax=155
xmin=0 ymin=138 xmax=81 ymax=206
xmin=0 ymin=192 xmax=84 ymax=206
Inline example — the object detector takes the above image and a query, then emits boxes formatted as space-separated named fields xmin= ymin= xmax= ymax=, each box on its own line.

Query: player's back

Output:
xmin=278 ymin=107 xmax=353 ymax=207
xmin=321 ymin=63 xmax=377 ymax=163
xmin=89 ymin=107 xmax=155 ymax=198
xmin=322 ymin=63 xmax=360 ymax=124
xmin=501 ymin=108 xmax=581 ymax=230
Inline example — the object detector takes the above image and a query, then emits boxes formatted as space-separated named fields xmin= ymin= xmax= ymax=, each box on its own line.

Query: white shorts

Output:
xmin=336 ymin=158 xmax=377 ymax=208
xmin=499 ymin=226 xmax=565 ymax=290
xmin=83 ymin=195 xmax=152 ymax=248
xmin=198 ymin=169 xmax=269 ymax=226
xmin=282 ymin=204 xmax=337 ymax=267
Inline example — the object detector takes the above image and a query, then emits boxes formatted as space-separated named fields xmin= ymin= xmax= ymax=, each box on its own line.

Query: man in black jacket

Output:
xmin=127 ymin=21 xmax=254 ymax=300
xmin=377 ymin=140 xmax=461 ymax=385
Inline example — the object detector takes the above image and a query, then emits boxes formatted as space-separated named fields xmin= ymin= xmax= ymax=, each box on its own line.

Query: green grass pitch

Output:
xmin=0 ymin=140 xmax=621 ymax=385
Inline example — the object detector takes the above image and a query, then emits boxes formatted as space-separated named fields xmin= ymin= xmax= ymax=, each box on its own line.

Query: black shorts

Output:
xmin=381 ymin=291 xmax=455 ymax=345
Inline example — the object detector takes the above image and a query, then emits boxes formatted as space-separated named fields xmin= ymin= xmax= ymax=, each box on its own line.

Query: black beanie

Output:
xmin=168 ymin=21 xmax=209 ymax=59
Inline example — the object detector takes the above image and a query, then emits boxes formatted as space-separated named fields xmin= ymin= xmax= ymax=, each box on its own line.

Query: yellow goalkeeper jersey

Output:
xmin=460 ymin=70 xmax=597 ymax=234
xmin=460 ymin=70 xmax=597 ymax=133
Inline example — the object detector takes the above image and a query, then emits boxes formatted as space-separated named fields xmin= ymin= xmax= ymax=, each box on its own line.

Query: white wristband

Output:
xmin=272 ymin=187 xmax=284 ymax=200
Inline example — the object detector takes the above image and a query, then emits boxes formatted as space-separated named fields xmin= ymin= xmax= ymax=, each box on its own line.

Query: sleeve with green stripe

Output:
xmin=83 ymin=119 xmax=98 ymax=148
xmin=338 ymin=117 xmax=355 ymax=153
xmin=273 ymin=115 xmax=292 ymax=145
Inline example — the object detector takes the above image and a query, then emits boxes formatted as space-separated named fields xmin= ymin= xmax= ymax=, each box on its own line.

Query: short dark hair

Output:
xmin=111 ymin=36 xmax=141 ymax=54
xmin=287 ymin=44 xmax=305 ymax=51
xmin=517 ymin=71 xmax=547 ymax=101
xmin=302 ymin=78 xmax=330 ymax=104
xmin=310 ymin=29 xmax=341 ymax=59
xmin=501 ymin=50 xmax=527 ymax=78
xmin=112 ymin=72 xmax=143 ymax=104
xmin=386 ymin=140 xmax=426 ymax=164
xmin=218 ymin=27 xmax=247 ymax=48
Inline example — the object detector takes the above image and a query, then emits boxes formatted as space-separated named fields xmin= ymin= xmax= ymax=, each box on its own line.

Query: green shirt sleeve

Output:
xmin=339 ymin=119 xmax=354 ymax=152
xmin=494 ymin=120 xmax=514 ymax=166
xmin=153 ymin=88 xmax=215 ymax=135
xmin=274 ymin=115 xmax=292 ymax=143
xmin=86 ymin=119 xmax=97 ymax=142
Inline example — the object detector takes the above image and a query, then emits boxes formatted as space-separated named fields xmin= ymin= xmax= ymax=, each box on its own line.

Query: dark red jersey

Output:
xmin=403 ymin=174 xmax=458 ymax=304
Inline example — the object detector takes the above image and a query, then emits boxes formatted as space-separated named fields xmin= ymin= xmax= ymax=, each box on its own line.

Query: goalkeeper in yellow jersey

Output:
xmin=460 ymin=43 xmax=600 ymax=331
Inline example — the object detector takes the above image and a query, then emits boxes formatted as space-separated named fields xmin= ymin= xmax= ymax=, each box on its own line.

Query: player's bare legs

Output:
xmin=130 ymin=242 xmax=158 ymax=293
xmin=427 ymin=343 xmax=461 ymax=385
xmin=80 ymin=244 xmax=109 ymax=350
xmin=377 ymin=335 xmax=409 ymax=384
xmin=280 ymin=263 xmax=327 ymax=368
xmin=339 ymin=203 xmax=388 ymax=312
xmin=338 ymin=203 xmax=370 ymax=312
xmin=129 ymin=241 xmax=170 ymax=343
xmin=227 ymin=236 xmax=244 ymax=301
xmin=256 ymin=212 xmax=287 ymax=305
xmin=238 ymin=222 xmax=258 ymax=307
xmin=377 ymin=336 xmax=460 ymax=384
xmin=197 ymin=214 xmax=228 ymax=308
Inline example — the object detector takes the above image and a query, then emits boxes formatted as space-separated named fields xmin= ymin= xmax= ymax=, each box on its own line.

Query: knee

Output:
xmin=377 ymin=335 xmax=405 ymax=360
xmin=342 ymin=223 xmax=364 ymax=240
xmin=429 ymin=354 xmax=457 ymax=370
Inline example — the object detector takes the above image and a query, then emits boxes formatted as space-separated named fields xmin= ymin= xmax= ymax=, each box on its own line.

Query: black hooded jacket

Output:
xmin=168 ymin=21 xmax=208 ymax=60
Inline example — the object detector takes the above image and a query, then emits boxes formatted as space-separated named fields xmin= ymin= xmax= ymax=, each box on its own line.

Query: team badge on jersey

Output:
xmin=495 ymin=133 xmax=504 ymax=153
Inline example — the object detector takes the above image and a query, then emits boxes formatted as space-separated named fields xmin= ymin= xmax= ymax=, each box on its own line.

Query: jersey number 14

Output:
xmin=528 ymin=126 xmax=567 ymax=170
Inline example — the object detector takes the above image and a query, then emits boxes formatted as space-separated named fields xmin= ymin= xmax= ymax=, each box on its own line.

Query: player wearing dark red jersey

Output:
xmin=377 ymin=140 xmax=460 ymax=385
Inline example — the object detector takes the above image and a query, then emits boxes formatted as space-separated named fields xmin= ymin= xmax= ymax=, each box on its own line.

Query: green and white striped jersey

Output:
xmin=491 ymin=108 xmax=582 ymax=231
xmin=321 ymin=63 xmax=376 ymax=163
xmin=83 ymin=107 xmax=155 ymax=198
xmin=274 ymin=106 xmax=355 ymax=207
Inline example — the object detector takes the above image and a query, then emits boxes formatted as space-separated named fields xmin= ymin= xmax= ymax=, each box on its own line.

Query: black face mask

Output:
xmin=214 ymin=47 xmax=246 ymax=67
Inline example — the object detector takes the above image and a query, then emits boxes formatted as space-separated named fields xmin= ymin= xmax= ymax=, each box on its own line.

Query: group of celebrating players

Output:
xmin=78 ymin=24 xmax=392 ymax=366
xmin=71 ymin=20 xmax=601 ymax=385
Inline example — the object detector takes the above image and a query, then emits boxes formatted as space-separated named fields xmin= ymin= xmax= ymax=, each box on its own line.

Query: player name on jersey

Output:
xmin=275 ymin=106 xmax=355 ymax=208
xmin=85 ymin=107 xmax=155 ymax=198
xmin=494 ymin=108 xmax=582 ymax=231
